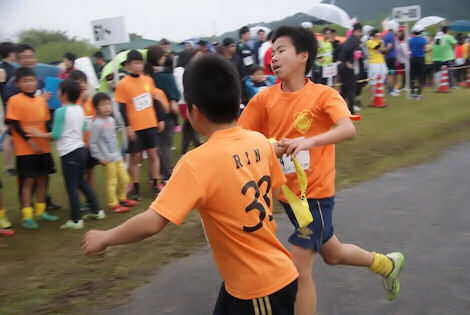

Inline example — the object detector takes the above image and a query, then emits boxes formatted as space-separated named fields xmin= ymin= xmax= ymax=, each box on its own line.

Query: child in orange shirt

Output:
xmin=239 ymin=26 xmax=404 ymax=314
xmin=6 ymin=67 xmax=58 ymax=229
xmin=83 ymin=54 xmax=299 ymax=314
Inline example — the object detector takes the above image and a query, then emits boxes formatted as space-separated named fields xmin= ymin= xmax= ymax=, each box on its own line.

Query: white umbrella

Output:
xmin=304 ymin=3 xmax=351 ymax=29
xmin=249 ymin=26 xmax=271 ymax=39
xmin=414 ymin=16 xmax=445 ymax=29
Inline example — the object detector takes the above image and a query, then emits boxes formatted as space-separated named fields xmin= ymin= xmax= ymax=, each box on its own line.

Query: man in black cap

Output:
xmin=236 ymin=26 xmax=255 ymax=78
xmin=222 ymin=38 xmax=243 ymax=79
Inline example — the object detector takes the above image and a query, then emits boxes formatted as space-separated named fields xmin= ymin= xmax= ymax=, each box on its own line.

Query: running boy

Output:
xmin=28 ymin=79 xmax=104 ymax=230
xmin=82 ymin=54 xmax=299 ymax=314
xmin=6 ymin=67 xmax=58 ymax=229
xmin=115 ymin=50 xmax=169 ymax=199
xmin=89 ymin=92 xmax=137 ymax=213
xmin=239 ymin=26 xmax=404 ymax=315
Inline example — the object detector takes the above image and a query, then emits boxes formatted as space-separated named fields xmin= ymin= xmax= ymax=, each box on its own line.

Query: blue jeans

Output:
xmin=61 ymin=147 xmax=99 ymax=222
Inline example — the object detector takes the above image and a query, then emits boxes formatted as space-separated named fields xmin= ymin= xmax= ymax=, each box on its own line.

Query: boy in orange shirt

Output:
xmin=239 ymin=26 xmax=404 ymax=314
xmin=82 ymin=54 xmax=299 ymax=314
xmin=115 ymin=50 xmax=169 ymax=200
xmin=6 ymin=67 xmax=58 ymax=229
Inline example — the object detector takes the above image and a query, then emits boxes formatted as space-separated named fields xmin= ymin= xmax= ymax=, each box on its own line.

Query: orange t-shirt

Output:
xmin=114 ymin=75 xmax=168 ymax=131
xmin=239 ymin=80 xmax=350 ymax=200
xmin=150 ymin=126 xmax=298 ymax=299
xmin=80 ymin=98 xmax=96 ymax=146
xmin=6 ymin=93 xmax=51 ymax=156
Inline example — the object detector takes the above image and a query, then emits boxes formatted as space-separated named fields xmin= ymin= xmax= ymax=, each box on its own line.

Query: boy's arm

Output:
xmin=88 ymin=121 xmax=105 ymax=163
xmin=282 ymin=117 xmax=355 ymax=157
xmin=152 ymin=88 xmax=170 ymax=113
xmin=82 ymin=209 xmax=169 ymax=256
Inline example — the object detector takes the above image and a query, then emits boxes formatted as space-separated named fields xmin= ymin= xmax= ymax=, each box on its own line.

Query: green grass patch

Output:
xmin=1 ymin=87 xmax=470 ymax=314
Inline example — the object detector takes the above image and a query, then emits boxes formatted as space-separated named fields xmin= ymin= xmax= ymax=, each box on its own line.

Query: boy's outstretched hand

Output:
xmin=281 ymin=138 xmax=316 ymax=157
xmin=82 ymin=230 xmax=108 ymax=256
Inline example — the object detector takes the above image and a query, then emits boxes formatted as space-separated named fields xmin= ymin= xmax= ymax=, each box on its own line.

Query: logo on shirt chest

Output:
xmin=293 ymin=110 xmax=314 ymax=134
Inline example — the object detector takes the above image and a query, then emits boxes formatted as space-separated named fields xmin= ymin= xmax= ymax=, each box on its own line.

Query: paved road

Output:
xmin=106 ymin=143 xmax=470 ymax=315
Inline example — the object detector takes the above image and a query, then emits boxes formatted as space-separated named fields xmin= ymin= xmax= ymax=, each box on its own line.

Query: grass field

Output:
xmin=1 ymin=86 xmax=470 ymax=314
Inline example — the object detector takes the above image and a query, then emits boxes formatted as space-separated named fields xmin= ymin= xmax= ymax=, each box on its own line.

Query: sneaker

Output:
xmin=381 ymin=252 xmax=405 ymax=301
xmin=5 ymin=168 xmax=17 ymax=176
xmin=22 ymin=218 xmax=39 ymax=230
xmin=47 ymin=201 xmax=63 ymax=211
xmin=40 ymin=212 xmax=59 ymax=222
xmin=0 ymin=216 xmax=12 ymax=229
xmin=110 ymin=205 xmax=130 ymax=213
xmin=389 ymin=91 xmax=400 ymax=97
xmin=0 ymin=228 xmax=15 ymax=236
xmin=82 ymin=210 xmax=106 ymax=220
xmin=60 ymin=220 xmax=84 ymax=230
xmin=130 ymin=190 xmax=141 ymax=201
xmin=120 ymin=199 xmax=137 ymax=207
xmin=353 ymin=105 xmax=362 ymax=113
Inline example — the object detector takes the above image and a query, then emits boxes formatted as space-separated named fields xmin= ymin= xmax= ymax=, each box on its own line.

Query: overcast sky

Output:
xmin=0 ymin=0 xmax=321 ymax=43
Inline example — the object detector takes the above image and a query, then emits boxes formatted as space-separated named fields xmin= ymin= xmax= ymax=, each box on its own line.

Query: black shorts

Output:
xmin=85 ymin=148 xmax=100 ymax=169
xmin=386 ymin=57 xmax=396 ymax=71
xmin=16 ymin=153 xmax=56 ymax=179
xmin=127 ymin=127 xmax=159 ymax=154
xmin=213 ymin=280 xmax=297 ymax=315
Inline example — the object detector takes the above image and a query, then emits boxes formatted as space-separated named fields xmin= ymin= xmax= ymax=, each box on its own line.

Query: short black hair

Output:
xmin=272 ymin=26 xmax=318 ymax=75
xmin=127 ymin=50 xmax=143 ymax=63
xmin=249 ymin=64 xmax=264 ymax=75
xmin=183 ymin=54 xmax=240 ymax=124
xmin=15 ymin=67 xmax=36 ymax=82
xmin=331 ymin=29 xmax=336 ymax=33
xmin=59 ymin=79 xmax=81 ymax=103
xmin=322 ymin=27 xmax=331 ymax=34
xmin=353 ymin=23 xmax=363 ymax=32
xmin=92 ymin=51 xmax=104 ymax=59
xmin=15 ymin=44 xmax=35 ymax=55
xmin=370 ymin=29 xmax=379 ymax=37
xmin=239 ymin=26 xmax=250 ymax=38
xmin=441 ymin=26 xmax=448 ymax=33
xmin=92 ymin=92 xmax=111 ymax=109
xmin=257 ymin=29 xmax=265 ymax=34
xmin=222 ymin=37 xmax=235 ymax=47
xmin=69 ymin=69 xmax=87 ymax=82
xmin=0 ymin=42 xmax=15 ymax=59
xmin=63 ymin=52 xmax=76 ymax=62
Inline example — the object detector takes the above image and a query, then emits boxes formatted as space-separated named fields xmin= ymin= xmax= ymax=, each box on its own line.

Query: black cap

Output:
xmin=126 ymin=50 xmax=143 ymax=63
xmin=197 ymin=40 xmax=208 ymax=46
xmin=159 ymin=38 xmax=170 ymax=45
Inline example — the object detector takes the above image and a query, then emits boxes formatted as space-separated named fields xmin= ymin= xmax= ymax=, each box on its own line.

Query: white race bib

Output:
xmin=132 ymin=92 xmax=152 ymax=111
xmin=279 ymin=150 xmax=310 ymax=174
xmin=243 ymin=56 xmax=254 ymax=67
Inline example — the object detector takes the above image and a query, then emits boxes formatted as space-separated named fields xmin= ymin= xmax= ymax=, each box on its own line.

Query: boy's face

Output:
xmin=63 ymin=57 xmax=73 ymax=69
xmin=241 ymin=32 xmax=250 ymax=42
xmin=258 ymin=31 xmax=266 ymax=42
xmin=251 ymin=69 xmax=266 ymax=83
xmin=16 ymin=75 xmax=38 ymax=94
xmin=128 ymin=60 xmax=144 ymax=74
xmin=271 ymin=36 xmax=308 ymax=81
xmin=97 ymin=99 xmax=112 ymax=116
xmin=77 ymin=79 xmax=87 ymax=95
xmin=17 ymin=49 xmax=36 ymax=68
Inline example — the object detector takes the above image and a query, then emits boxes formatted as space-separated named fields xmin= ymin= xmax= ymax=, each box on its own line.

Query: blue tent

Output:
xmin=449 ymin=20 xmax=470 ymax=32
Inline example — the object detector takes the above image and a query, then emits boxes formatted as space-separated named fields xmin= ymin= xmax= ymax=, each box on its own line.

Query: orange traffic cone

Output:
xmin=466 ymin=69 xmax=470 ymax=89
xmin=436 ymin=65 xmax=450 ymax=93
xmin=369 ymin=75 xmax=387 ymax=108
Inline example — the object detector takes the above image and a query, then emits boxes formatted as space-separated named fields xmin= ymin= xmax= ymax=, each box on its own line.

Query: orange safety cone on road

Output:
xmin=369 ymin=75 xmax=387 ymax=108
xmin=436 ymin=65 xmax=450 ymax=93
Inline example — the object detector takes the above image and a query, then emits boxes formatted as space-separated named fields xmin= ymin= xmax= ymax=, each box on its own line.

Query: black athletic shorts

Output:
xmin=16 ymin=153 xmax=56 ymax=179
xmin=213 ymin=280 xmax=297 ymax=315
xmin=127 ymin=127 xmax=159 ymax=154
xmin=386 ymin=57 xmax=397 ymax=71
xmin=85 ymin=148 xmax=100 ymax=169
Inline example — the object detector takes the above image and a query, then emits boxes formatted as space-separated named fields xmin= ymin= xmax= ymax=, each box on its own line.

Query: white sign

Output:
xmin=392 ymin=5 xmax=421 ymax=22
xmin=322 ymin=63 xmax=338 ymax=78
xmin=91 ymin=16 xmax=129 ymax=46
xmin=74 ymin=57 xmax=100 ymax=89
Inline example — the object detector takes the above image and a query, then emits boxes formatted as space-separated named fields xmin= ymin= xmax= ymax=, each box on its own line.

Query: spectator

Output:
xmin=243 ymin=64 xmax=276 ymax=101
xmin=58 ymin=52 xmax=77 ymax=79
xmin=253 ymin=29 xmax=266 ymax=64
xmin=440 ymin=26 xmax=457 ymax=87
xmin=317 ymin=27 xmax=334 ymax=85
xmin=432 ymin=32 xmax=444 ymax=86
xmin=383 ymin=25 xmax=400 ymax=96
xmin=222 ymin=37 xmax=243 ymax=78
xmin=0 ymin=42 xmax=16 ymax=104
xmin=92 ymin=51 xmax=106 ymax=79
xmin=396 ymin=31 xmax=409 ymax=90
xmin=366 ymin=29 xmax=388 ymax=94
xmin=409 ymin=26 xmax=428 ymax=100
xmin=330 ymin=29 xmax=341 ymax=62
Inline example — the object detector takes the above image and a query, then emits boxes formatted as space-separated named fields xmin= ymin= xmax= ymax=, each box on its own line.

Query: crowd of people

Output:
xmin=0 ymin=17 xmax=467 ymax=313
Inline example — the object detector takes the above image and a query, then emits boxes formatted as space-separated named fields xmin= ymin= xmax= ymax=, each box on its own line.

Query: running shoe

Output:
xmin=381 ymin=252 xmax=405 ymax=301
xmin=60 ymin=220 xmax=84 ymax=230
